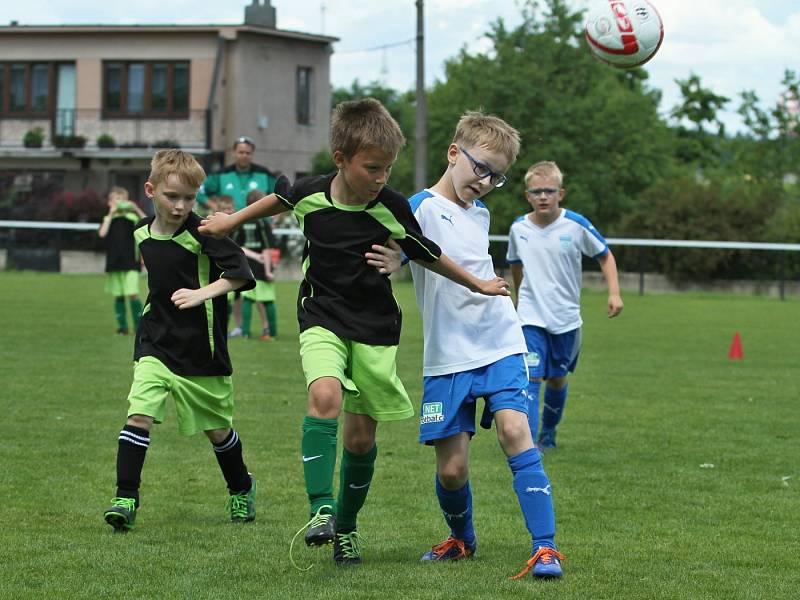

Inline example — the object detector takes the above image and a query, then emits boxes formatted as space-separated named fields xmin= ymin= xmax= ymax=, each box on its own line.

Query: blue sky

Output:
xmin=8 ymin=1 xmax=800 ymax=132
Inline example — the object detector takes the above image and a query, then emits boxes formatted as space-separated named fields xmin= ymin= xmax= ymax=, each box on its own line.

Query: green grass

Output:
xmin=1 ymin=271 xmax=798 ymax=599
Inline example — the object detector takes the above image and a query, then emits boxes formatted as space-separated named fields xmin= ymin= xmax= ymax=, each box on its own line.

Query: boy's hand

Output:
xmin=171 ymin=288 xmax=207 ymax=310
xmin=366 ymin=239 xmax=403 ymax=275
xmin=198 ymin=213 xmax=232 ymax=239
xmin=607 ymin=294 xmax=624 ymax=318
xmin=475 ymin=276 xmax=510 ymax=297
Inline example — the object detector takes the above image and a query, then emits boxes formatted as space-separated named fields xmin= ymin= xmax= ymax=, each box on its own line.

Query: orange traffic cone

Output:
xmin=728 ymin=332 xmax=744 ymax=360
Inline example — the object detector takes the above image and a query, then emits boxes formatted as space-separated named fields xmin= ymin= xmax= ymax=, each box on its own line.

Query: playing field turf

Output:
xmin=1 ymin=271 xmax=797 ymax=599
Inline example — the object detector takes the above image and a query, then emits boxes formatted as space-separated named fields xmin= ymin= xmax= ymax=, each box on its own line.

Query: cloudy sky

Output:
xmin=7 ymin=1 xmax=799 ymax=132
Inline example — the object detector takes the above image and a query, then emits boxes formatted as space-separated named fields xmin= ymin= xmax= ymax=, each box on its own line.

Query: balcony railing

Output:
xmin=0 ymin=108 xmax=211 ymax=150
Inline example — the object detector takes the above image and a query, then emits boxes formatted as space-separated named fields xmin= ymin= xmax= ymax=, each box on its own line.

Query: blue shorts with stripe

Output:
xmin=522 ymin=325 xmax=581 ymax=380
xmin=418 ymin=353 xmax=529 ymax=444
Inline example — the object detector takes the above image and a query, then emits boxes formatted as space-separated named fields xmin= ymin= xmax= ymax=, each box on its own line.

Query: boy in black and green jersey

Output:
xmin=199 ymin=98 xmax=510 ymax=565
xmin=98 ymin=186 xmax=145 ymax=334
xmin=103 ymin=150 xmax=258 ymax=533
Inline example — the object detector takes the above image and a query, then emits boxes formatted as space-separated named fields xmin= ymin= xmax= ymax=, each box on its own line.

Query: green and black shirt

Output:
xmin=280 ymin=173 xmax=441 ymax=346
xmin=233 ymin=221 xmax=271 ymax=282
xmin=105 ymin=211 xmax=140 ymax=272
xmin=133 ymin=213 xmax=255 ymax=376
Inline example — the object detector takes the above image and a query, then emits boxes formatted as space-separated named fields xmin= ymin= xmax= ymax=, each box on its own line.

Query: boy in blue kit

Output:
xmin=378 ymin=112 xmax=564 ymax=579
xmin=507 ymin=161 xmax=623 ymax=450
xmin=199 ymin=98 xmax=510 ymax=566
xmin=102 ymin=150 xmax=257 ymax=532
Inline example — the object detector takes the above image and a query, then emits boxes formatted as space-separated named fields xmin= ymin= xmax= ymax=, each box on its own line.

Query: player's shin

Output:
xmin=336 ymin=444 xmax=377 ymax=531
xmin=301 ymin=416 xmax=338 ymax=514
xmin=508 ymin=447 xmax=556 ymax=551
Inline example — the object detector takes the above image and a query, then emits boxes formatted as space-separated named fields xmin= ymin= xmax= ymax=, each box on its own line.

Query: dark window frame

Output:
xmin=102 ymin=61 xmax=190 ymax=119
xmin=296 ymin=66 xmax=313 ymax=126
xmin=0 ymin=62 xmax=56 ymax=117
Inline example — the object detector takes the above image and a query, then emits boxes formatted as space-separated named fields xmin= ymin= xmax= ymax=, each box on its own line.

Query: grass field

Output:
xmin=1 ymin=271 xmax=798 ymax=599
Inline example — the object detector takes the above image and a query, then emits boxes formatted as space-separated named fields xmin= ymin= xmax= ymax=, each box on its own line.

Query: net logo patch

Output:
xmin=420 ymin=402 xmax=445 ymax=424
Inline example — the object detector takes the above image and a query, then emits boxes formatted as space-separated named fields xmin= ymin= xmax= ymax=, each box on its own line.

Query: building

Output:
xmin=0 ymin=1 xmax=336 ymax=208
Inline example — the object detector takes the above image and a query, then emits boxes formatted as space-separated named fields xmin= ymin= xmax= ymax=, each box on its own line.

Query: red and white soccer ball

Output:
xmin=584 ymin=0 xmax=664 ymax=69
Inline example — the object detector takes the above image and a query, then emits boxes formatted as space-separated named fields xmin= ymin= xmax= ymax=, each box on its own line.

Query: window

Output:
xmin=102 ymin=61 xmax=190 ymax=117
xmin=0 ymin=62 xmax=53 ymax=115
xmin=296 ymin=67 xmax=313 ymax=125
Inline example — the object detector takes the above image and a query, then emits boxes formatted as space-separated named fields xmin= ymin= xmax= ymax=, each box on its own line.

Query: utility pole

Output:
xmin=415 ymin=0 xmax=427 ymax=191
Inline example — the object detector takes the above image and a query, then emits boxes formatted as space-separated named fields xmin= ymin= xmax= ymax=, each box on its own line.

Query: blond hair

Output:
xmin=148 ymin=149 xmax=206 ymax=189
xmin=453 ymin=111 xmax=521 ymax=164
xmin=524 ymin=161 xmax=564 ymax=187
xmin=108 ymin=186 xmax=129 ymax=200
xmin=330 ymin=98 xmax=405 ymax=159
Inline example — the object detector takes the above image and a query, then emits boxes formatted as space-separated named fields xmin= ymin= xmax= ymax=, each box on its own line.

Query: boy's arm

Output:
xmin=241 ymin=246 xmax=263 ymax=262
xmin=415 ymin=254 xmax=510 ymax=297
xmin=171 ymin=278 xmax=249 ymax=310
xmin=262 ymin=249 xmax=274 ymax=280
xmin=510 ymin=263 xmax=524 ymax=307
xmin=597 ymin=251 xmax=624 ymax=318
xmin=98 ymin=214 xmax=112 ymax=238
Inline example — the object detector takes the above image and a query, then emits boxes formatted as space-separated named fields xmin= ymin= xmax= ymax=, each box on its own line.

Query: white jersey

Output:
xmin=408 ymin=189 xmax=527 ymax=377
xmin=507 ymin=208 xmax=608 ymax=334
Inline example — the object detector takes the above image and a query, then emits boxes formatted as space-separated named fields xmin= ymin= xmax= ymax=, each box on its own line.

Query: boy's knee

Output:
xmin=438 ymin=464 xmax=469 ymax=490
xmin=343 ymin=435 xmax=375 ymax=456
xmin=547 ymin=376 xmax=567 ymax=390
xmin=496 ymin=411 xmax=532 ymax=450
xmin=126 ymin=414 xmax=153 ymax=430
xmin=204 ymin=427 xmax=231 ymax=444
xmin=307 ymin=378 xmax=342 ymax=419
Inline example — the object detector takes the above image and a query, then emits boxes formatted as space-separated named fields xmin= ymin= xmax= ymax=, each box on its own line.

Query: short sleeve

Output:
xmin=202 ymin=234 xmax=256 ymax=291
xmin=507 ymin=224 xmax=521 ymax=264
xmin=383 ymin=195 xmax=441 ymax=263
xmin=578 ymin=219 xmax=608 ymax=258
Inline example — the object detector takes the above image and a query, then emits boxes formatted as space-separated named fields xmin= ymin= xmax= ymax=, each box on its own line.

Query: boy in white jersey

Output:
xmin=507 ymin=161 xmax=623 ymax=450
xmin=404 ymin=113 xmax=564 ymax=579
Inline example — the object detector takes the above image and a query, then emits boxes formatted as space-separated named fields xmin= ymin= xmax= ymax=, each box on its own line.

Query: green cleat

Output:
xmin=226 ymin=474 xmax=256 ymax=523
xmin=104 ymin=497 xmax=137 ymax=532
xmin=303 ymin=505 xmax=336 ymax=547
xmin=333 ymin=530 xmax=363 ymax=566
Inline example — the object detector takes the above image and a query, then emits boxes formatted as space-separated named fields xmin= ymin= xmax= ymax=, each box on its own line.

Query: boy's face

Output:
xmin=108 ymin=192 xmax=125 ymax=209
xmin=448 ymin=144 xmax=510 ymax=205
xmin=144 ymin=174 xmax=197 ymax=228
xmin=525 ymin=174 xmax=565 ymax=220
xmin=333 ymin=147 xmax=396 ymax=201
xmin=217 ymin=202 xmax=234 ymax=215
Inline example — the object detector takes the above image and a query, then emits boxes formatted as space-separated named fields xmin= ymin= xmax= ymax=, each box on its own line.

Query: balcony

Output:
xmin=0 ymin=108 xmax=211 ymax=156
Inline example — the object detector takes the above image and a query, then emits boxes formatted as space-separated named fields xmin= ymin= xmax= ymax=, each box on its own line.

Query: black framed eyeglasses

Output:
xmin=526 ymin=188 xmax=560 ymax=196
xmin=458 ymin=146 xmax=507 ymax=188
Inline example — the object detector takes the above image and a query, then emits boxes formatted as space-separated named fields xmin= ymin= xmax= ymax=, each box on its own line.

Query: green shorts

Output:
xmin=241 ymin=280 xmax=276 ymax=302
xmin=105 ymin=270 xmax=140 ymax=296
xmin=299 ymin=326 xmax=413 ymax=422
xmin=127 ymin=356 xmax=235 ymax=436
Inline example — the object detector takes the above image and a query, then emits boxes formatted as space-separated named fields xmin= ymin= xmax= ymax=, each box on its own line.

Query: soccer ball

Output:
xmin=584 ymin=0 xmax=663 ymax=69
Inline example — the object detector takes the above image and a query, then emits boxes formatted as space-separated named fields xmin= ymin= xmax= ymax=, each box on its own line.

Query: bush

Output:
xmin=23 ymin=128 xmax=45 ymax=148
xmin=52 ymin=135 xmax=87 ymax=149
xmin=96 ymin=134 xmax=116 ymax=148
xmin=152 ymin=139 xmax=180 ymax=149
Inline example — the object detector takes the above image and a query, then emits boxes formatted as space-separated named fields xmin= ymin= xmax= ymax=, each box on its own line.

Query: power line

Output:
xmin=336 ymin=37 xmax=416 ymax=55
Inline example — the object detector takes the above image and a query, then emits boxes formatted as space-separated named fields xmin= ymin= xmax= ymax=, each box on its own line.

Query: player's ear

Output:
xmin=332 ymin=149 xmax=347 ymax=170
xmin=144 ymin=181 xmax=154 ymax=198
xmin=446 ymin=143 xmax=459 ymax=166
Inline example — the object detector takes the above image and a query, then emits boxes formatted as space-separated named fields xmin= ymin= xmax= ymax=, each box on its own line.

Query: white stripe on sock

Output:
xmin=214 ymin=431 xmax=239 ymax=453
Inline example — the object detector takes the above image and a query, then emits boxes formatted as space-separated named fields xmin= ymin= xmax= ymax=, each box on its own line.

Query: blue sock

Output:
xmin=541 ymin=385 xmax=568 ymax=431
xmin=526 ymin=379 xmax=542 ymax=437
xmin=508 ymin=447 xmax=556 ymax=552
xmin=435 ymin=476 xmax=476 ymax=547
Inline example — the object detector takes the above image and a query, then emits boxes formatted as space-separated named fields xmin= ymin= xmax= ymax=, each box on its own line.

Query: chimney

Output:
xmin=244 ymin=0 xmax=276 ymax=28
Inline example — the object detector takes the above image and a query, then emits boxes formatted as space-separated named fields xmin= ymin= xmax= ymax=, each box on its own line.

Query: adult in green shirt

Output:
xmin=198 ymin=136 xmax=278 ymax=210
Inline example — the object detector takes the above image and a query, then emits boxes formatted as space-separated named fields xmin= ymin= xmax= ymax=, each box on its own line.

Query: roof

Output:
xmin=0 ymin=23 xmax=338 ymax=44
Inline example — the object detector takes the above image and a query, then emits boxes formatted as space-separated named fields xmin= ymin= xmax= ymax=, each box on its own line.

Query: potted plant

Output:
xmin=153 ymin=139 xmax=181 ymax=149
xmin=53 ymin=134 xmax=87 ymax=149
xmin=96 ymin=134 xmax=116 ymax=148
xmin=23 ymin=127 xmax=45 ymax=148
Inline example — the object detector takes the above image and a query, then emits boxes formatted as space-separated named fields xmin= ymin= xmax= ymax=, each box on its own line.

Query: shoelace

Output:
xmin=110 ymin=497 xmax=136 ymax=511
xmin=337 ymin=531 xmax=363 ymax=559
xmin=430 ymin=536 xmax=467 ymax=559
xmin=510 ymin=547 xmax=566 ymax=580
xmin=289 ymin=505 xmax=334 ymax=572
xmin=225 ymin=493 xmax=249 ymax=518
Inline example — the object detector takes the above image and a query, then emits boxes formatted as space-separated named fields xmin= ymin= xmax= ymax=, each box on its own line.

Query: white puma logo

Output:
xmin=302 ymin=455 xmax=323 ymax=462
xmin=525 ymin=485 xmax=552 ymax=495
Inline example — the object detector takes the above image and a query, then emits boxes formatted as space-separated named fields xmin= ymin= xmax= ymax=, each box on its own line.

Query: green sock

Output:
xmin=130 ymin=298 xmax=143 ymax=329
xmin=301 ymin=416 xmax=338 ymax=515
xmin=241 ymin=298 xmax=253 ymax=337
xmin=265 ymin=301 xmax=277 ymax=336
xmin=114 ymin=297 xmax=127 ymax=330
xmin=336 ymin=444 xmax=377 ymax=531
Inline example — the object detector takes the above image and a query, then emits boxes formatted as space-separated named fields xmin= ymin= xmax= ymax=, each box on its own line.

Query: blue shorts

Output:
xmin=418 ymin=353 xmax=529 ymax=444
xmin=522 ymin=325 xmax=581 ymax=380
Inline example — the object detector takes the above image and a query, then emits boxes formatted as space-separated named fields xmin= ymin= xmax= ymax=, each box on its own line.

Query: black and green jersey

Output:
xmin=105 ymin=212 xmax=140 ymax=272
xmin=280 ymin=173 xmax=442 ymax=346
xmin=233 ymin=221 xmax=271 ymax=281
xmin=133 ymin=213 xmax=255 ymax=376
xmin=197 ymin=163 xmax=277 ymax=210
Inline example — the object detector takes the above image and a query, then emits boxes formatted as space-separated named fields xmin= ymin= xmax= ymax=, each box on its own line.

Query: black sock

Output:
xmin=212 ymin=430 xmax=251 ymax=493
xmin=115 ymin=425 xmax=150 ymax=506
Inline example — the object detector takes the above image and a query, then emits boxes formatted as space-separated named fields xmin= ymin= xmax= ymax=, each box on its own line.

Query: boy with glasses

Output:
xmin=507 ymin=161 xmax=623 ymax=450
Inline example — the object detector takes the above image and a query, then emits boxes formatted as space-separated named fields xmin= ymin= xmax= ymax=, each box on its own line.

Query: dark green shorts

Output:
xmin=127 ymin=356 xmax=234 ymax=436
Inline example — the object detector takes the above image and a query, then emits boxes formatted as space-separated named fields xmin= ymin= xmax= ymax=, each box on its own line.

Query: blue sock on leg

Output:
xmin=508 ymin=447 xmax=556 ymax=553
xmin=541 ymin=385 xmax=568 ymax=432
xmin=526 ymin=379 xmax=542 ymax=437
xmin=435 ymin=476 xmax=476 ymax=548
